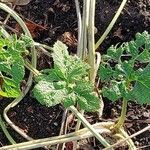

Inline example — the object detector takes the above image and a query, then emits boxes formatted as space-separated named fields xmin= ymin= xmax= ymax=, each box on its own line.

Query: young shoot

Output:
xmin=98 ymin=31 xmax=150 ymax=131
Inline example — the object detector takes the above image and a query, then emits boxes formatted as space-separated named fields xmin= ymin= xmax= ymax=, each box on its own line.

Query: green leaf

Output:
xmin=33 ymin=80 xmax=67 ymax=107
xmin=77 ymin=93 xmax=100 ymax=112
xmin=52 ymin=41 xmax=69 ymax=79
xmin=35 ymin=69 xmax=62 ymax=82
xmin=67 ymin=56 xmax=90 ymax=82
xmin=106 ymin=45 xmax=124 ymax=61
xmin=99 ymin=31 xmax=150 ymax=104
xmin=121 ymin=61 xmax=137 ymax=80
xmin=125 ymin=41 xmax=139 ymax=59
xmin=132 ymin=64 xmax=150 ymax=104
xmin=63 ymin=92 xmax=76 ymax=108
xmin=118 ymin=81 xmax=132 ymax=100
xmin=0 ymin=78 xmax=21 ymax=97
xmin=135 ymin=31 xmax=150 ymax=47
xmin=33 ymin=41 xmax=100 ymax=112
xmin=0 ymin=34 xmax=29 ymax=98
xmin=99 ymin=64 xmax=114 ymax=81
xmin=136 ymin=49 xmax=150 ymax=63
xmin=102 ymin=81 xmax=121 ymax=101
xmin=74 ymin=81 xmax=94 ymax=96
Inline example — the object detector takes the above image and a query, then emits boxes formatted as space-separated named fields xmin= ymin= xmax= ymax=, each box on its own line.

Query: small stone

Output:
xmin=143 ymin=112 xmax=150 ymax=118
xmin=135 ymin=141 xmax=139 ymax=146
xmin=53 ymin=122 xmax=58 ymax=126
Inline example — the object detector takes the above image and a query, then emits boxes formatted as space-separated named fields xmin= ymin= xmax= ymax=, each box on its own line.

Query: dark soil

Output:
xmin=0 ymin=0 xmax=150 ymax=150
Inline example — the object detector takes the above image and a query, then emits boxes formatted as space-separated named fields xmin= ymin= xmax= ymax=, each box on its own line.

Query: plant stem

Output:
xmin=75 ymin=1 xmax=90 ymax=147
xmin=88 ymin=0 xmax=96 ymax=83
xmin=104 ymin=123 xmax=150 ymax=150
xmin=69 ymin=106 xmax=112 ymax=148
xmin=95 ymin=0 xmax=127 ymax=50
xmin=77 ymin=0 xmax=90 ymax=58
xmin=113 ymin=99 xmax=128 ymax=130
xmin=24 ymin=60 xmax=41 ymax=76
xmin=119 ymin=128 xmax=136 ymax=150
xmin=75 ymin=0 xmax=82 ymax=56
xmin=0 ymin=122 xmax=113 ymax=150
xmin=0 ymin=115 xmax=16 ymax=144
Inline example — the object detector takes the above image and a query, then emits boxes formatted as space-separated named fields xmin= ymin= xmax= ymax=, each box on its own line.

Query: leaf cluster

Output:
xmin=98 ymin=31 xmax=150 ymax=104
xmin=33 ymin=41 xmax=100 ymax=112
xmin=0 ymin=34 xmax=32 ymax=97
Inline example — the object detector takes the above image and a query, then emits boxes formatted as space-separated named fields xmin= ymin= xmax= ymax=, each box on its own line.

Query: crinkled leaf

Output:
xmin=33 ymin=80 xmax=67 ymax=107
xmin=74 ymin=81 xmax=94 ymax=96
xmin=132 ymin=64 xmax=150 ymax=104
xmin=136 ymin=49 xmax=150 ymax=63
xmin=0 ymin=78 xmax=21 ymax=97
xmin=67 ymin=56 xmax=90 ymax=82
xmin=135 ymin=31 xmax=150 ymax=47
xmin=0 ymin=34 xmax=29 ymax=98
xmin=63 ymin=92 xmax=76 ymax=108
xmin=106 ymin=45 xmax=124 ymax=61
xmin=52 ymin=41 xmax=68 ymax=79
xmin=99 ymin=64 xmax=114 ymax=81
xmin=77 ymin=93 xmax=100 ymax=112
xmin=125 ymin=41 xmax=139 ymax=59
xmin=102 ymin=81 xmax=121 ymax=101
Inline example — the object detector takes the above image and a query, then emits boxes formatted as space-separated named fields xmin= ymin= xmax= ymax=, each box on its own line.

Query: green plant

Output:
xmin=33 ymin=41 xmax=100 ymax=112
xmin=0 ymin=2 xmax=111 ymax=149
xmin=1 ymin=1 xmax=149 ymax=150
xmin=98 ymin=31 xmax=150 ymax=130
xmin=0 ymin=34 xmax=32 ymax=97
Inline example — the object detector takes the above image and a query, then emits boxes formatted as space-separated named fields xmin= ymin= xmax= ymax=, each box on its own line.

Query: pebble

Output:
xmin=142 ymin=112 xmax=150 ymax=118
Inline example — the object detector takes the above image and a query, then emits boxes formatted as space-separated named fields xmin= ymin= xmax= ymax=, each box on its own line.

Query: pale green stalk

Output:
xmin=75 ymin=0 xmax=90 ymax=142
xmin=75 ymin=0 xmax=82 ymax=56
xmin=69 ymin=106 xmax=111 ymax=148
xmin=88 ymin=0 xmax=96 ymax=83
xmin=119 ymin=128 xmax=136 ymax=150
xmin=113 ymin=99 xmax=127 ymax=130
xmin=77 ymin=0 xmax=90 ymax=58
xmin=0 ymin=122 xmax=113 ymax=150
xmin=104 ymin=123 xmax=150 ymax=150
xmin=95 ymin=0 xmax=127 ymax=50
xmin=0 ymin=115 xmax=16 ymax=144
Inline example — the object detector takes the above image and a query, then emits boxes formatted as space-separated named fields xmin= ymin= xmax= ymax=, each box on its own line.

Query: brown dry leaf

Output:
xmin=15 ymin=20 xmax=47 ymax=38
xmin=58 ymin=32 xmax=77 ymax=49
xmin=113 ymin=28 xmax=123 ymax=39
xmin=0 ymin=0 xmax=31 ymax=5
